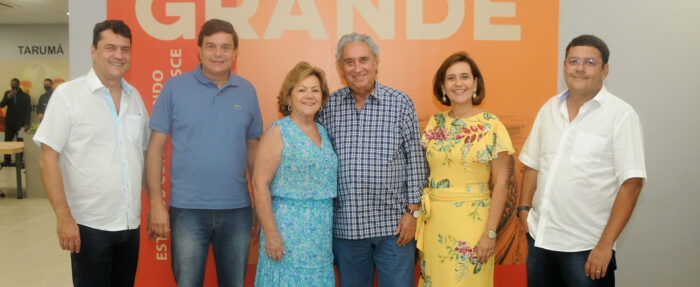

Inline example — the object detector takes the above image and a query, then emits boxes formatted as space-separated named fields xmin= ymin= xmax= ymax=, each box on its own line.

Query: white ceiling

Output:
xmin=0 ymin=0 xmax=68 ymax=24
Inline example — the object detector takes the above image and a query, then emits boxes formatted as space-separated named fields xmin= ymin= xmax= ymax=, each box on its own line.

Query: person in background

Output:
xmin=37 ymin=78 xmax=54 ymax=121
xmin=416 ymin=52 xmax=514 ymax=287
xmin=519 ymin=34 xmax=646 ymax=287
xmin=253 ymin=61 xmax=337 ymax=286
xmin=34 ymin=20 xmax=150 ymax=286
xmin=1 ymin=78 xmax=31 ymax=166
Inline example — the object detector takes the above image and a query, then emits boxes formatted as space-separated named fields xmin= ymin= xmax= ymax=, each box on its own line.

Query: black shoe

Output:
xmin=1 ymin=162 xmax=15 ymax=167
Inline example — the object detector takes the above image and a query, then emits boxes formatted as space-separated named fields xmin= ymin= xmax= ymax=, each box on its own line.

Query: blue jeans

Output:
xmin=333 ymin=235 xmax=416 ymax=287
xmin=170 ymin=207 xmax=252 ymax=287
xmin=70 ymin=225 xmax=140 ymax=287
xmin=527 ymin=233 xmax=616 ymax=287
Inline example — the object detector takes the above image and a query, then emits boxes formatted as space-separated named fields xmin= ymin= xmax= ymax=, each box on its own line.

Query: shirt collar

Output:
xmin=558 ymin=85 xmax=610 ymax=106
xmin=193 ymin=64 xmax=240 ymax=88
xmin=342 ymin=81 xmax=384 ymax=102
xmin=86 ymin=68 xmax=134 ymax=96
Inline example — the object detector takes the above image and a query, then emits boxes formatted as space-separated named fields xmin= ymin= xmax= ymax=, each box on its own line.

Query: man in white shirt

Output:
xmin=518 ymin=35 xmax=646 ymax=286
xmin=34 ymin=20 xmax=149 ymax=287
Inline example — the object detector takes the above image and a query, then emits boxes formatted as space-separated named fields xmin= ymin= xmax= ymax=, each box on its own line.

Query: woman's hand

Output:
xmin=265 ymin=232 xmax=286 ymax=261
xmin=476 ymin=233 xmax=495 ymax=264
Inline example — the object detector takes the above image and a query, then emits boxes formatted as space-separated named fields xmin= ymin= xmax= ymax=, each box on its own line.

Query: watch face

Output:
xmin=488 ymin=231 xmax=497 ymax=239
xmin=406 ymin=208 xmax=420 ymax=218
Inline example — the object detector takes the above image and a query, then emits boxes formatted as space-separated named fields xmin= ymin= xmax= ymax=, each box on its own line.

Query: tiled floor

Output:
xmin=0 ymin=167 xmax=73 ymax=287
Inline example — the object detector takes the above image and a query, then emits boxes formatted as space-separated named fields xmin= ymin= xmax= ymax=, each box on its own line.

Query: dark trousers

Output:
xmin=3 ymin=123 xmax=19 ymax=163
xmin=527 ymin=233 xmax=616 ymax=287
xmin=70 ymin=225 xmax=140 ymax=287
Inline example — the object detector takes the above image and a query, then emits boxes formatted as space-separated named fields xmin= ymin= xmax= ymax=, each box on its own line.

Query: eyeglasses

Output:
xmin=565 ymin=57 xmax=601 ymax=68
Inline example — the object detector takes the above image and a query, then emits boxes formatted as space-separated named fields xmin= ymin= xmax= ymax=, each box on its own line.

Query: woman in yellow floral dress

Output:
xmin=416 ymin=52 xmax=514 ymax=287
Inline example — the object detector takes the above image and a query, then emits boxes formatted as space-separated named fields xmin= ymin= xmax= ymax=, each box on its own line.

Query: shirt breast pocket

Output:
xmin=125 ymin=114 xmax=144 ymax=143
xmin=570 ymin=132 xmax=608 ymax=166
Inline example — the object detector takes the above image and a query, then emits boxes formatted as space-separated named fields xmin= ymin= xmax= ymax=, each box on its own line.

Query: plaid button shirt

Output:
xmin=317 ymin=82 xmax=428 ymax=240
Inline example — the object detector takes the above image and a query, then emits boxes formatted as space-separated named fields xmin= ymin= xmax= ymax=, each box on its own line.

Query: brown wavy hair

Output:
xmin=432 ymin=52 xmax=485 ymax=106
xmin=277 ymin=62 xmax=330 ymax=116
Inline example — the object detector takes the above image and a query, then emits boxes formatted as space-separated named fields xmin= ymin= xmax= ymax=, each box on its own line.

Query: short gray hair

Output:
xmin=335 ymin=33 xmax=380 ymax=62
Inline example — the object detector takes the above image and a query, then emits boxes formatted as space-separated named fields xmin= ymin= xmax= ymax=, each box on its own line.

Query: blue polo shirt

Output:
xmin=151 ymin=65 xmax=263 ymax=209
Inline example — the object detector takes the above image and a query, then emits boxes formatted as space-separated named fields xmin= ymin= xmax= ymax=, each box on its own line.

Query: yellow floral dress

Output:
xmin=416 ymin=111 xmax=514 ymax=287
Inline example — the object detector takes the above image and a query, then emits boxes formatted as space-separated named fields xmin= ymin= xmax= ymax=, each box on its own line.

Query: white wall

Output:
xmin=68 ymin=0 xmax=105 ymax=78
xmin=0 ymin=24 xmax=68 ymax=60
xmin=559 ymin=0 xmax=700 ymax=285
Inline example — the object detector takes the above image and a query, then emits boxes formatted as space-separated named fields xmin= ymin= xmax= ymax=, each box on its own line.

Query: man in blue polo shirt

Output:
xmin=145 ymin=19 xmax=262 ymax=287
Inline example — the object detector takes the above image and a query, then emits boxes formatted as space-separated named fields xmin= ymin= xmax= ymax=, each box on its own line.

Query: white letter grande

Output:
xmin=337 ymin=0 xmax=395 ymax=39
xmin=264 ymin=0 xmax=327 ymax=39
xmin=206 ymin=0 xmax=260 ymax=39
xmin=406 ymin=0 xmax=464 ymax=40
xmin=135 ymin=0 xmax=195 ymax=40
xmin=474 ymin=0 xmax=521 ymax=41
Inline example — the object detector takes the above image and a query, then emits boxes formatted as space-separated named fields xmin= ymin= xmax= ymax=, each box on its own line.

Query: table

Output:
xmin=0 ymin=142 xmax=24 ymax=199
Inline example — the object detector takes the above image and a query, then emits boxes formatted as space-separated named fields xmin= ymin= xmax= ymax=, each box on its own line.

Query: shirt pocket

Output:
xmin=570 ymin=132 xmax=608 ymax=166
xmin=125 ymin=114 xmax=145 ymax=143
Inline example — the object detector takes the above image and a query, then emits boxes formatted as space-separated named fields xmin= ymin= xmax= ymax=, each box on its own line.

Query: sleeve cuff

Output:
xmin=618 ymin=170 xmax=647 ymax=186
xmin=246 ymin=131 xmax=263 ymax=139
xmin=149 ymin=124 xmax=169 ymax=135
xmin=518 ymin=154 xmax=539 ymax=170
xmin=407 ymin=188 xmax=422 ymax=204
xmin=33 ymin=136 xmax=62 ymax=153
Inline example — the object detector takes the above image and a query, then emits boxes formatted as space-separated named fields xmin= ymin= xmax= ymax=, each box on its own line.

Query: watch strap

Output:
xmin=516 ymin=206 xmax=531 ymax=217
xmin=405 ymin=207 xmax=419 ymax=218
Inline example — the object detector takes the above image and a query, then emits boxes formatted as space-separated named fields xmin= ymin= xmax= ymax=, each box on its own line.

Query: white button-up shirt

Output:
xmin=519 ymin=86 xmax=646 ymax=252
xmin=34 ymin=69 xmax=150 ymax=231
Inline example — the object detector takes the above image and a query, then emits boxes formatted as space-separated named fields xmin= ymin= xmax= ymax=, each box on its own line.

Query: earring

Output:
xmin=472 ymin=92 xmax=477 ymax=99
xmin=442 ymin=92 xmax=447 ymax=103
xmin=287 ymin=105 xmax=292 ymax=111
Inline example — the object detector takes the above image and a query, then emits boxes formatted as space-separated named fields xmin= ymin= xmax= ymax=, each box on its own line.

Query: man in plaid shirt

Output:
xmin=316 ymin=33 xmax=428 ymax=286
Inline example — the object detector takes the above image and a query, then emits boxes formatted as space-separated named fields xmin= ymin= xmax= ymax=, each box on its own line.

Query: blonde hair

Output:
xmin=277 ymin=61 xmax=330 ymax=116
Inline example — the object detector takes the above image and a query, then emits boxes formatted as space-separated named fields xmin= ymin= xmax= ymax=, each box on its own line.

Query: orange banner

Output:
xmin=108 ymin=1 xmax=558 ymax=286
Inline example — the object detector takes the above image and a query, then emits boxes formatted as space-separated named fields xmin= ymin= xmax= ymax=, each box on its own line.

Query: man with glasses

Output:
xmin=518 ymin=35 xmax=646 ymax=286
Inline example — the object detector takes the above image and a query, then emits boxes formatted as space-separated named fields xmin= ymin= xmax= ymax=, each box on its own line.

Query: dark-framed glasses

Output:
xmin=565 ymin=57 xmax=601 ymax=68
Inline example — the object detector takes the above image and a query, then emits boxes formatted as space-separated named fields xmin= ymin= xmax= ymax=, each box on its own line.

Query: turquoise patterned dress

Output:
xmin=255 ymin=116 xmax=338 ymax=287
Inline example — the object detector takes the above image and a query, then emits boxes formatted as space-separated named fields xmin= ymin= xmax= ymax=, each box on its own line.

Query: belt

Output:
xmin=415 ymin=188 xmax=489 ymax=251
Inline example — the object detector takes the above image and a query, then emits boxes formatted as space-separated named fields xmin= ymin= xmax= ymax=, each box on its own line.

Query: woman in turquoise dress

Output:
xmin=253 ymin=62 xmax=337 ymax=286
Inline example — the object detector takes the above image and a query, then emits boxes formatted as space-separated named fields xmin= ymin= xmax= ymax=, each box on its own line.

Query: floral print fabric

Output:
xmin=417 ymin=111 xmax=514 ymax=287
xmin=255 ymin=116 xmax=338 ymax=287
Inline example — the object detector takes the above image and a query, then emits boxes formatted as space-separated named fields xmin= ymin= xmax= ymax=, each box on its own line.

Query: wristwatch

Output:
xmin=516 ymin=206 xmax=531 ymax=217
xmin=487 ymin=231 xmax=497 ymax=239
xmin=405 ymin=207 xmax=420 ymax=218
